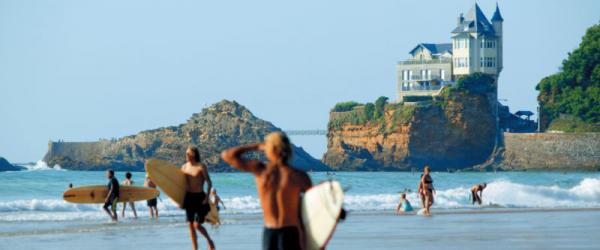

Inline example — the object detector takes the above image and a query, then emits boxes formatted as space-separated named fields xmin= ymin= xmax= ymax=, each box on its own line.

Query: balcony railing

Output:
xmin=407 ymin=74 xmax=442 ymax=81
xmin=400 ymin=81 xmax=455 ymax=91
xmin=397 ymin=58 xmax=451 ymax=65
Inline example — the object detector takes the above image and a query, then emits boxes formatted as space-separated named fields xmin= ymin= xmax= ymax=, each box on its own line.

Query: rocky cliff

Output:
xmin=43 ymin=100 xmax=329 ymax=172
xmin=322 ymin=88 xmax=496 ymax=171
xmin=0 ymin=157 xmax=24 ymax=171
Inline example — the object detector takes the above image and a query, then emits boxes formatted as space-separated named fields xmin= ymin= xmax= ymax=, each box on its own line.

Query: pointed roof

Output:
xmin=491 ymin=3 xmax=504 ymax=22
xmin=409 ymin=43 xmax=452 ymax=56
xmin=452 ymin=3 xmax=495 ymax=36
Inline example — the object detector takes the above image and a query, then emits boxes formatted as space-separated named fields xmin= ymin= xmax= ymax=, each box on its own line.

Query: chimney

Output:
xmin=457 ymin=13 xmax=464 ymax=26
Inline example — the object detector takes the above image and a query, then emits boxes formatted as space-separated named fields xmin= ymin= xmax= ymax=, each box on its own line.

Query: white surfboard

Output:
xmin=301 ymin=180 xmax=344 ymax=250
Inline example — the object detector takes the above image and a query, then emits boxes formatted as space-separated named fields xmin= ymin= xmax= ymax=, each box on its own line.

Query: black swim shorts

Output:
xmin=147 ymin=198 xmax=157 ymax=207
xmin=183 ymin=192 xmax=210 ymax=223
xmin=263 ymin=226 xmax=301 ymax=250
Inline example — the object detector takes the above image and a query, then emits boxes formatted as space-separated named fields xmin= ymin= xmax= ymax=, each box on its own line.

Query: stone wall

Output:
xmin=501 ymin=133 xmax=600 ymax=170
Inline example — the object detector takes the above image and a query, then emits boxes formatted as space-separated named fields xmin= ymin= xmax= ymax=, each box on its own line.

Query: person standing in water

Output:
xmin=103 ymin=169 xmax=120 ymax=221
xmin=418 ymin=166 xmax=435 ymax=215
xmin=121 ymin=172 xmax=138 ymax=219
xmin=145 ymin=174 xmax=159 ymax=219
xmin=471 ymin=183 xmax=487 ymax=205
xmin=181 ymin=146 xmax=215 ymax=250
xmin=221 ymin=132 xmax=312 ymax=250
xmin=210 ymin=188 xmax=226 ymax=211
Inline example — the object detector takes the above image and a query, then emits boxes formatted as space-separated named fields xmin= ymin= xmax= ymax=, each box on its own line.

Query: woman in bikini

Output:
xmin=419 ymin=166 xmax=435 ymax=215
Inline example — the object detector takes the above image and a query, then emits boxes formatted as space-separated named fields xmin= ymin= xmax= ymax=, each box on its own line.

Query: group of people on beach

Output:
xmin=97 ymin=132 xmax=308 ymax=250
xmin=95 ymin=130 xmax=491 ymax=250
xmin=101 ymin=170 xmax=160 ymax=221
xmin=396 ymin=167 xmax=488 ymax=215
xmin=100 ymin=170 xmax=226 ymax=223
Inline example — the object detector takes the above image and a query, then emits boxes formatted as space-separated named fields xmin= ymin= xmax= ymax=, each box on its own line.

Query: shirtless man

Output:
xmin=471 ymin=183 xmax=487 ymax=205
xmin=145 ymin=174 xmax=159 ymax=219
xmin=121 ymin=172 xmax=138 ymax=219
xmin=221 ymin=132 xmax=312 ymax=250
xmin=181 ymin=146 xmax=215 ymax=250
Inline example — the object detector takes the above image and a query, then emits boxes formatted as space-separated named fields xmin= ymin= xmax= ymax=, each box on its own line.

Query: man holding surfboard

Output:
xmin=181 ymin=146 xmax=215 ymax=250
xmin=221 ymin=132 xmax=312 ymax=250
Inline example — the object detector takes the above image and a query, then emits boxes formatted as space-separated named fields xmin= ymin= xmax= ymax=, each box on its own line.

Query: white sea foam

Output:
xmin=343 ymin=178 xmax=600 ymax=210
xmin=1 ymin=178 xmax=600 ymax=222
xmin=21 ymin=160 xmax=65 ymax=171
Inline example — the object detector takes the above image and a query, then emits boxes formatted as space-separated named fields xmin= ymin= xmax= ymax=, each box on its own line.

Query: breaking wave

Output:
xmin=1 ymin=178 xmax=599 ymax=221
xmin=20 ymin=161 xmax=65 ymax=171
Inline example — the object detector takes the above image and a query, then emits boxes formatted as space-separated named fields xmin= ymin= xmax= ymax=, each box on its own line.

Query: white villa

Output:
xmin=397 ymin=3 xmax=503 ymax=101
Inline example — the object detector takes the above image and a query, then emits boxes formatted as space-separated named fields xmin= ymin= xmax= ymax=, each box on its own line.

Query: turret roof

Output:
xmin=491 ymin=3 xmax=504 ymax=22
xmin=452 ymin=3 xmax=495 ymax=36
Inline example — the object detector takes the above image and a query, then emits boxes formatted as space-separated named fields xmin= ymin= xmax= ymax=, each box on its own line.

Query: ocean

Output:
xmin=1 ymin=161 xmax=600 ymax=249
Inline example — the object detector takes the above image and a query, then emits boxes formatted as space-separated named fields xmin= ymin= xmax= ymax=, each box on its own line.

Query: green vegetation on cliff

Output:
xmin=536 ymin=22 xmax=600 ymax=132
xmin=328 ymin=96 xmax=414 ymax=130
xmin=329 ymin=73 xmax=496 ymax=132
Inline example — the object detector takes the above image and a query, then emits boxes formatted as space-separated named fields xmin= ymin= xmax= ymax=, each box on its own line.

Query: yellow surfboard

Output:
xmin=63 ymin=185 xmax=159 ymax=204
xmin=145 ymin=159 xmax=220 ymax=225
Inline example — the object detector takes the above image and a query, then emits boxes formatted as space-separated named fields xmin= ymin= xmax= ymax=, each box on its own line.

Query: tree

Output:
xmin=536 ymin=22 xmax=600 ymax=130
xmin=374 ymin=96 xmax=389 ymax=119
xmin=364 ymin=103 xmax=375 ymax=120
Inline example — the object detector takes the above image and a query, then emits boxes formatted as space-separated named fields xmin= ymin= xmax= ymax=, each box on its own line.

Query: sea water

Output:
xmin=2 ymin=161 xmax=600 ymax=222
xmin=1 ymin=162 xmax=600 ymax=249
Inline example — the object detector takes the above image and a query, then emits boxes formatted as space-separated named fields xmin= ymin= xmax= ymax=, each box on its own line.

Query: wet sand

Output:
xmin=2 ymin=209 xmax=600 ymax=250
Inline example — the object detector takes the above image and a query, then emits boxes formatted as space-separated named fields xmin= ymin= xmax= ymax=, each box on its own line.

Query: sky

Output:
xmin=0 ymin=0 xmax=599 ymax=162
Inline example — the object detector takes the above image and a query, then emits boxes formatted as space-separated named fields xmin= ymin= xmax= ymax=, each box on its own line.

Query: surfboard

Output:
xmin=63 ymin=185 xmax=159 ymax=204
xmin=301 ymin=180 xmax=344 ymax=250
xmin=145 ymin=158 xmax=220 ymax=225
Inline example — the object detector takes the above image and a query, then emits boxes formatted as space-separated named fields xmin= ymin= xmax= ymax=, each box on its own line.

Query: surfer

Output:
xmin=396 ymin=193 xmax=413 ymax=214
xmin=181 ymin=146 xmax=215 ymax=250
xmin=103 ymin=169 xmax=120 ymax=222
xmin=121 ymin=172 xmax=138 ymax=219
xmin=418 ymin=166 xmax=435 ymax=215
xmin=221 ymin=132 xmax=312 ymax=250
xmin=471 ymin=183 xmax=487 ymax=205
xmin=145 ymin=174 xmax=159 ymax=219
xmin=210 ymin=188 xmax=226 ymax=211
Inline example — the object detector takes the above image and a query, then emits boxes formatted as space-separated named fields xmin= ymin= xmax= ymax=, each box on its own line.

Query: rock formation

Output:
xmin=43 ymin=100 xmax=330 ymax=172
xmin=0 ymin=157 xmax=24 ymax=171
xmin=323 ymin=89 xmax=496 ymax=171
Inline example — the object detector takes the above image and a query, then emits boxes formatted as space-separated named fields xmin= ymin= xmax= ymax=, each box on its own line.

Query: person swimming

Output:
xmin=221 ymin=132 xmax=312 ymax=250
xmin=471 ymin=183 xmax=487 ymax=205
xmin=396 ymin=193 xmax=413 ymax=214
xmin=181 ymin=146 xmax=215 ymax=250
xmin=121 ymin=172 xmax=138 ymax=219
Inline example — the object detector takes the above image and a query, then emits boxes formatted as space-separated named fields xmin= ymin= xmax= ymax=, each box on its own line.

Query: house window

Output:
xmin=427 ymin=70 xmax=431 ymax=79
xmin=441 ymin=69 xmax=445 ymax=80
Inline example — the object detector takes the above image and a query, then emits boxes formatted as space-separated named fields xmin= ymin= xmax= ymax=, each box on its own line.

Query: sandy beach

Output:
xmin=2 ymin=209 xmax=600 ymax=250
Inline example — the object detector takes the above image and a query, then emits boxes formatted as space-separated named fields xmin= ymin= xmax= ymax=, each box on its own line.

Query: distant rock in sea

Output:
xmin=43 ymin=100 xmax=330 ymax=172
xmin=0 ymin=157 xmax=24 ymax=171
